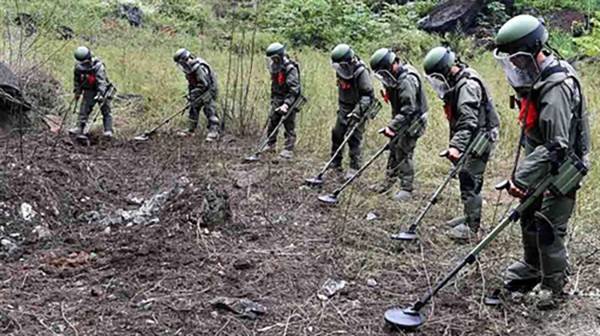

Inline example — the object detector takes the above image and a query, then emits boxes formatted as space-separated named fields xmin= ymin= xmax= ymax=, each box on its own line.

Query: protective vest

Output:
xmin=530 ymin=61 xmax=590 ymax=159
xmin=271 ymin=59 xmax=301 ymax=97
xmin=448 ymin=68 xmax=500 ymax=131
xmin=75 ymin=58 xmax=105 ymax=91
xmin=338 ymin=60 xmax=372 ymax=106
xmin=186 ymin=58 xmax=216 ymax=93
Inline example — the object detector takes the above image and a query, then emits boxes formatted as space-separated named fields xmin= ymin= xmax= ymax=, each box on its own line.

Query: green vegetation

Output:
xmin=1 ymin=0 xmax=600 ymax=223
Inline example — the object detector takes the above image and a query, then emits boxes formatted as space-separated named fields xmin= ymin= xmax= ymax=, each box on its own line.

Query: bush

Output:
xmin=261 ymin=0 xmax=388 ymax=50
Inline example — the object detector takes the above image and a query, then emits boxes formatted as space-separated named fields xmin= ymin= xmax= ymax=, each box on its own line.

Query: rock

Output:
xmin=19 ymin=203 xmax=36 ymax=221
xmin=118 ymin=4 xmax=143 ymax=27
xmin=56 ymin=25 xmax=74 ymax=40
xmin=418 ymin=0 xmax=485 ymax=34
xmin=202 ymin=186 xmax=231 ymax=228
xmin=103 ymin=226 xmax=111 ymax=235
xmin=233 ymin=258 xmax=254 ymax=271
xmin=366 ymin=212 xmax=379 ymax=221
xmin=209 ymin=297 xmax=267 ymax=320
xmin=546 ymin=9 xmax=588 ymax=36
xmin=125 ymin=194 xmax=144 ymax=206
xmin=0 ymin=237 xmax=23 ymax=261
xmin=0 ymin=62 xmax=31 ymax=127
xmin=33 ymin=225 xmax=51 ymax=240
xmin=79 ymin=211 xmax=101 ymax=223
xmin=367 ymin=278 xmax=378 ymax=287
xmin=317 ymin=278 xmax=347 ymax=300
xmin=14 ymin=13 xmax=37 ymax=36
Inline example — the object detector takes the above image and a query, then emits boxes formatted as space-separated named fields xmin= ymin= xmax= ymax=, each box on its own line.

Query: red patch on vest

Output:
xmin=85 ymin=74 xmax=96 ymax=86
xmin=186 ymin=73 xmax=198 ymax=86
xmin=381 ymin=89 xmax=390 ymax=104
xmin=444 ymin=103 xmax=453 ymax=121
xmin=338 ymin=79 xmax=351 ymax=91
xmin=276 ymin=71 xmax=285 ymax=85
xmin=518 ymin=97 xmax=538 ymax=132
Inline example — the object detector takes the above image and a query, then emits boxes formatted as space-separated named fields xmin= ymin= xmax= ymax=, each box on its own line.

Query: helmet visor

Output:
xmin=266 ymin=55 xmax=284 ymax=74
xmin=331 ymin=61 xmax=354 ymax=80
xmin=374 ymin=69 xmax=398 ymax=88
xmin=426 ymin=73 xmax=451 ymax=98
xmin=176 ymin=59 xmax=194 ymax=74
xmin=493 ymin=49 xmax=539 ymax=89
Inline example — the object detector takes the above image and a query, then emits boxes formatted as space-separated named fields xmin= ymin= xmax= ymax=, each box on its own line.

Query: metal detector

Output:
xmin=133 ymin=91 xmax=210 ymax=142
xmin=243 ymin=95 xmax=307 ymax=163
xmin=317 ymin=127 xmax=393 ymax=205
xmin=384 ymin=154 xmax=587 ymax=330
xmin=390 ymin=131 xmax=492 ymax=241
xmin=305 ymin=100 xmax=382 ymax=187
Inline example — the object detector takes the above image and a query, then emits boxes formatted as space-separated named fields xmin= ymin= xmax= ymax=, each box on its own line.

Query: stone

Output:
xmin=19 ymin=203 xmax=36 ymax=221
xmin=418 ymin=0 xmax=485 ymax=34
xmin=210 ymin=297 xmax=267 ymax=320
xmin=33 ymin=225 xmax=51 ymax=240
xmin=317 ymin=278 xmax=347 ymax=300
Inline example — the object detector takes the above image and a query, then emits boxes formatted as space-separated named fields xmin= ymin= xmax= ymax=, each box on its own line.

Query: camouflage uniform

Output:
xmin=73 ymin=58 xmax=113 ymax=132
xmin=267 ymin=58 xmax=302 ymax=150
xmin=185 ymin=58 xmax=219 ymax=132
xmin=504 ymin=56 xmax=590 ymax=293
xmin=331 ymin=60 xmax=374 ymax=170
xmin=444 ymin=67 xmax=499 ymax=232
xmin=383 ymin=64 xmax=428 ymax=192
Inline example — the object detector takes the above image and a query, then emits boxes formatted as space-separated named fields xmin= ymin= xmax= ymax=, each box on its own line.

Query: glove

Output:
xmin=346 ymin=112 xmax=361 ymax=125
xmin=381 ymin=126 xmax=396 ymax=138
xmin=276 ymin=103 xmax=289 ymax=114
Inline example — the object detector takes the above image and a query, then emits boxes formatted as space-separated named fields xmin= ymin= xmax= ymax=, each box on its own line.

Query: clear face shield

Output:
xmin=331 ymin=60 xmax=355 ymax=80
xmin=374 ymin=69 xmax=398 ymax=88
xmin=266 ymin=55 xmax=284 ymax=74
xmin=493 ymin=49 xmax=540 ymax=89
xmin=176 ymin=58 xmax=194 ymax=74
xmin=426 ymin=73 xmax=451 ymax=99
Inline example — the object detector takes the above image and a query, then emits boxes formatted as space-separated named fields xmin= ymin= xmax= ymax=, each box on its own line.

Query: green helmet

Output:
xmin=331 ymin=44 xmax=354 ymax=63
xmin=495 ymin=15 xmax=548 ymax=55
xmin=266 ymin=42 xmax=285 ymax=57
xmin=74 ymin=46 xmax=91 ymax=61
xmin=423 ymin=46 xmax=455 ymax=76
xmin=173 ymin=48 xmax=191 ymax=63
xmin=369 ymin=48 xmax=395 ymax=71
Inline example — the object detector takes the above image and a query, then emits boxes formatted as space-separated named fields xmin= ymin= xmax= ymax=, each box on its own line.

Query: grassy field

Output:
xmin=7 ymin=15 xmax=596 ymax=226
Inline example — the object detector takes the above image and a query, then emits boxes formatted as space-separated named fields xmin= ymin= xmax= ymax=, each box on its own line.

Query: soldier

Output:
xmin=494 ymin=15 xmax=590 ymax=309
xmin=173 ymin=48 xmax=220 ymax=141
xmin=330 ymin=44 xmax=374 ymax=180
xmin=263 ymin=42 xmax=302 ymax=159
xmin=422 ymin=46 xmax=500 ymax=240
xmin=369 ymin=48 xmax=428 ymax=201
xmin=69 ymin=46 xmax=114 ymax=137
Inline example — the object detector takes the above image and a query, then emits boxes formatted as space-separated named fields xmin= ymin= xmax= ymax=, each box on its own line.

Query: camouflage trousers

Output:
xmin=78 ymin=90 xmax=112 ymax=132
xmin=267 ymin=99 xmax=297 ymax=150
xmin=385 ymin=134 xmax=418 ymax=192
xmin=504 ymin=191 xmax=575 ymax=293
xmin=331 ymin=108 xmax=364 ymax=170
xmin=188 ymin=96 xmax=219 ymax=132
xmin=458 ymin=152 xmax=490 ymax=232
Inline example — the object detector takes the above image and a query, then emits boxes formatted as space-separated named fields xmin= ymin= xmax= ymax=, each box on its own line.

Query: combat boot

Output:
xmin=279 ymin=149 xmax=294 ymax=160
xmin=369 ymin=177 xmax=395 ymax=194
xmin=393 ymin=190 xmax=412 ymax=202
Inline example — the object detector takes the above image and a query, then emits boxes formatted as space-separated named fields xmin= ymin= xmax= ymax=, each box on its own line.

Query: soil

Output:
xmin=0 ymin=131 xmax=599 ymax=335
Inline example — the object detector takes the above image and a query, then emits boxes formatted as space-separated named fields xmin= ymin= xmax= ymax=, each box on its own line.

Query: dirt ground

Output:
xmin=0 ymin=130 xmax=599 ymax=335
